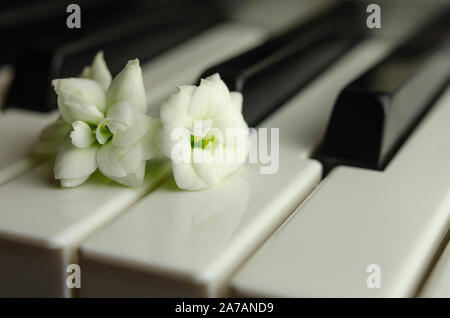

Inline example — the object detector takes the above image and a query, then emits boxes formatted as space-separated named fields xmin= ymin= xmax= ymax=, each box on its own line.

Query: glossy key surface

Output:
xmin=232 ymin=85 xmax=450 ymax=297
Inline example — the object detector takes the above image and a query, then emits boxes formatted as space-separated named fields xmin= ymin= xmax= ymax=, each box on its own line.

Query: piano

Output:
xmin=0 ymin=0 xmax=449 ymax=298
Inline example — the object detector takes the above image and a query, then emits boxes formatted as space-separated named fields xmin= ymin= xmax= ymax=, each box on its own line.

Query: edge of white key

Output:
xmin=419 ymin=240 xmax=450 ymax=297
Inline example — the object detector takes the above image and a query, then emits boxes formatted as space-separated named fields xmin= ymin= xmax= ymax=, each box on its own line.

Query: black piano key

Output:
xmin=5 ymin=0 xmax=221 ymax=112
xmin=200 ymin=3 xmax=364 ymax=127
xmin=319 ymin=11 xmax=450 ymax=172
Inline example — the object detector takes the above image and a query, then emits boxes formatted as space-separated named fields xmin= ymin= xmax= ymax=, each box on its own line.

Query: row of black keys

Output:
xmin=2 ymin=1 xmax=450 ymax=173
xmin=1 ymin=0 xmax=222 ymax=110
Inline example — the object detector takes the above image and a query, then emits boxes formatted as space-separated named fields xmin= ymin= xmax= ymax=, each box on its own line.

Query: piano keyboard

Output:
xmin=78 ymin=37 xmax=392 ymax=297
xmin=0 ymin=0 xmax=449 ymax=298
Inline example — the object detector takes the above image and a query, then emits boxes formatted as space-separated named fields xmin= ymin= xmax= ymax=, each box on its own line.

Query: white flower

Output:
xmin=159 ymin=73 xmax=249 ymax=190
xmin=47 ymin=53 xmax=159 ymax=187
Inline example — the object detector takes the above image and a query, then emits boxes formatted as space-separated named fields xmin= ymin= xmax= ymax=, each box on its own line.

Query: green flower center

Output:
xmin=191 ymin=134 xmax=215 ymax=149
xmin=96 ymin=121 xmax=112 ymax=144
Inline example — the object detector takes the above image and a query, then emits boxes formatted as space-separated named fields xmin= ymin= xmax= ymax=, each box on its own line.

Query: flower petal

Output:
xmin=172 ymin=147 xmax=244 ymax=191
xmin=203 ymin=73 xmax=230 ymax=95
xmin=54 ymin=138 xmax=98 ymax=186
xmin=52 ymin=78 xmax=106 ymax=124
xmin=139 ymin=121 xmax=161 ymax=160
xmin=88 ymin=51 xmax=112 ymax=90
xmin=80 ymin=66 xmax=91 ymax=79
xmin=60 ymin=176 xmax=91 ymax=188
xmin=158 ymin=125 xmax=191 ymax=161
xmin=95 ymin=119 xmax=112 ymax=145
xmin=230 ymin=91 xmax=243 ymax=113
xmin=96 ymin=141 xmax=143 ymax=178
xmin=172 ymin=161 xmax=209 ymax=190
xmin=105 ymin=102 xmax=133 ymax=133
xmin=160 ymin=85 xmax=195 ymax=128
xmin=106 ymin=59 xmax=147 ymax=113
xmin=70 ymin=121 xmax=95 ymax=148
xmin=110 ymin=107 xmax=160 ymax=149
xmin=104 ymin=160 xmax=146 ymax=187
xmin=188 ymin=77 xmax=231 ymax=120
xmin=33 ymin=117 xmax=72 ymax=156
xmin=194 ymin=148 xmax=242 ymax=182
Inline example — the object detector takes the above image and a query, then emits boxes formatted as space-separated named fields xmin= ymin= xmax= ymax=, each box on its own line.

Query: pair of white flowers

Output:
xmin=38 ymin=52 xmax=249 ymax=190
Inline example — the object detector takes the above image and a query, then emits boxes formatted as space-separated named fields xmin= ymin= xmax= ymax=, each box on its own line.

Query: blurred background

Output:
xmin=0 ymin=0 xmax=448 ymax=113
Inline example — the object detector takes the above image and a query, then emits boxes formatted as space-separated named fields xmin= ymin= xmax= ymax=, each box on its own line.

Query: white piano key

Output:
xmin=419 ymin=240 xmax=450 ymax=297
xmin=142 ymin=22 xmax=266 ymax=116
xmin=231 ymin=85 xmax=450 ymax=298
xmin=0 ymin=109 xmax=58 ymax=185
xmin=78 ymin=38 xmax=393 ymax=297
xmin=0 ymin=158 xmax=171 ymax=297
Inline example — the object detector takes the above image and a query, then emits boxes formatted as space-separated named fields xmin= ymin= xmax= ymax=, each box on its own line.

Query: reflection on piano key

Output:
xmin=143 ymin=22 xmax=267 ymax=117
xmin=80 ymin=158 xmax=320 ymax=297
xmin=78 ymin=38 xmax=392 ymax=297
xmin=320 ymin=12 xmax=450 ymax=171
xmin=0 ymin=159 xmax=170 ymax=297
xmin=419 ymin=239 xmax=450 ymax=297
xmin=231 ymin=86 xmax=450 ymax=298
xmin=0 ymin=109 xmax=58 ymax=185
